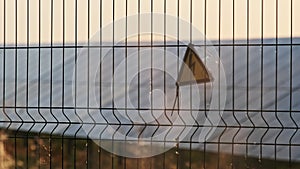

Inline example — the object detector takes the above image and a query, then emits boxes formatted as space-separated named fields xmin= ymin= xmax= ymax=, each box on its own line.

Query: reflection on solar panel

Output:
xmin=1 ymin=0 xmax=300 ymax=168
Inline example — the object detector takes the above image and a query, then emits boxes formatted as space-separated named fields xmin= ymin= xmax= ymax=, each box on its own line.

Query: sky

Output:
xmin=0 ymin=0 xmax=299 ymax=46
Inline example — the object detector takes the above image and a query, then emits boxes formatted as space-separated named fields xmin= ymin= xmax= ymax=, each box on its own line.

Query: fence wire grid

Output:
xmin=1 ymin=0 xmax=300 ymax=169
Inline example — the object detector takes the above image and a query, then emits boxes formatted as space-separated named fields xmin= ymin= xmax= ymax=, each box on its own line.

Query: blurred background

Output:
xmin=1 ymin=0 xmax=300 ymax=168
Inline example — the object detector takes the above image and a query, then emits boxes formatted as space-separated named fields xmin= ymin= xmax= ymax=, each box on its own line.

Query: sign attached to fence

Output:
xmin=177 ymin=44 xmax=212 ymax=86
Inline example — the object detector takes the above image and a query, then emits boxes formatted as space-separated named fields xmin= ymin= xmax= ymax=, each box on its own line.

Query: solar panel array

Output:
xmin=0 ymin=0 xmax=300 ymax=168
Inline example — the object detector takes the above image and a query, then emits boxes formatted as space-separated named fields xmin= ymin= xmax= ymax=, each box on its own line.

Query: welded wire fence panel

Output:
xmin=0 ymin=0 xmax=300 ymax=169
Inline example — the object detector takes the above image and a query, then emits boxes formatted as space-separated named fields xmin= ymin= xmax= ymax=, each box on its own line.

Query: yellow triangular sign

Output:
xmin=177 ymin=44 xmax=212 ymax=86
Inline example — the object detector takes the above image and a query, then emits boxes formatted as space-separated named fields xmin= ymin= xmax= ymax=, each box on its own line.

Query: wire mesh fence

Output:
xmin=1 ymin=0 xmax=300 ymax=168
